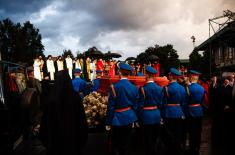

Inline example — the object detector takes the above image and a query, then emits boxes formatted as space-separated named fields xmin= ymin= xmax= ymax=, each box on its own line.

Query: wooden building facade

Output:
xmin=195 ymin=21 xmax=235 ymax=71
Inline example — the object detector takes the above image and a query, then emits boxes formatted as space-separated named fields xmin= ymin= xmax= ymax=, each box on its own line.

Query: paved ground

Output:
xmin=83 ymin=117 xmax=212 ymax=155
xmin=200 ymin=117 xmax=211 ymax=155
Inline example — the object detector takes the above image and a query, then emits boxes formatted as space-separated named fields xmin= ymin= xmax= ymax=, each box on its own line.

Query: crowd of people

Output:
xmin=33 ymin=55 xmax=117 ymax=82
xmin=104 ymin=64 xmax=235 ymax=155
xmin=32 ymin=55 xmax=160 ymax=82
xmin=104 ymin=64 xmax=205 ymax=155
xmin=8 ymin=54 xmax=234 ymax=155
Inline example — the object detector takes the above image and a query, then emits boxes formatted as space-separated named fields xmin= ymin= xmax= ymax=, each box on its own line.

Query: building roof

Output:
xmin=195 ymin=21 xmax=235 ymax=51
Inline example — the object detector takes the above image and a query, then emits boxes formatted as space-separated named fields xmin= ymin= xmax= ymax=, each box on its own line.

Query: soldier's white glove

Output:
xmin=105 ymin=125 xmax=111 ymax=131
xmin=160 ymin=118 xmax=164 ymax=125
xmin=135 ymin=122 xmax=140 ymax=128
xmin=181 ymin=116 xmax=185 ymax=120
xmin=224 ymin=105 xmax=230 ymax=111
xmin=132 ymin=123 xmax=135 ymax=128
xmin=32 ymin=124 xmax=40 ymax=135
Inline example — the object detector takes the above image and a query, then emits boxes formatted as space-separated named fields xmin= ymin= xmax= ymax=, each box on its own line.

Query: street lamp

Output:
xmin=191 ymin=36 xmax=196 ymax=48
xmin=0 ymin=42 xmax=2 ymax=60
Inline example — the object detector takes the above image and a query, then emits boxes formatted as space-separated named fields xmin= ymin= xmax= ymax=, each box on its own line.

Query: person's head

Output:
xmin=27 ymin=66 xmax=34 ymax=77
xmin=224 ymin=78 xmax=230 ymax=86
xmin=227 ymin=74 xmax=234 ymax=82
xmin=9 ymin=72 xmax=16 ymax=78
xmin=168 ymin=68 xmax=182 ymax=81
xmin=110 ymin=60 xmax=114 ymax=65
xmin=67 ymin=55 xmax=70 ymax=58
xmin=73 ymin=68 xmax=82 ymax=77
xmin=145 ymin=66 xmax=157 ymax=81
xmin=39 ymin=55 xmax=42 ymax=59
xmin=130 ymin=62 xmax=134 ymax=67
xmin=118 ymin=63 xmax=133 ymax=77
xmin=211 ymin=75 xmax=217 ymax=82
xmin=57 ymin=56 xmax=62 ymax=60
xmin=188 ymin=70 xmax=201 ymax=83
xmin=34 ymin=56 xmax=39 ymax=61
xmin=48 ymin=55 xmax=52 ymax=60
xmin=177 ymin=76 xmax=185 ymax=83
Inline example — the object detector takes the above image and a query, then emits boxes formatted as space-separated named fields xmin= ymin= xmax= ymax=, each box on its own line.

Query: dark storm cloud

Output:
xmin=1 ymin=0 xmax=235 ymax=58
xmin=66 ymin=0 xmax=171 ymax=31
xmin=0 ymin=0 xmax=52 ymax=14
xmin=59 ymin=0 xmax=235 ymax=49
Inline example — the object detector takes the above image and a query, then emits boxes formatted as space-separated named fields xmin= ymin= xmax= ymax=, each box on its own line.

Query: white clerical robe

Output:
xmin=57 ymin=60 xmax=64 ymax=71
xmin=33 ymin=60 xmax=42 ymax=81
xmin=66 ymin=57 xmax=73 ymax=79
xmin=90 ymin=62 xmax=96 ymax=81
xmin=75 ymin=60 xmax=81 ymax=69
xmin=46 ymin=59 xmax=55 ymax=80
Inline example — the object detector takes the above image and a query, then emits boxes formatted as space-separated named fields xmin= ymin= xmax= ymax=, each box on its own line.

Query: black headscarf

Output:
xmin=48 ymin=70 xmax=88 ymax=155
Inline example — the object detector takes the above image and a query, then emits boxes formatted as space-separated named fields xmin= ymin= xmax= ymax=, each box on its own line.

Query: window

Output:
xmin=218 ymin=47 xmax=222 ymax=61
xmin=0 ymin=73 xmax=5 ymax=105
xmin=229 ymin=47 xmax=233 ymax=59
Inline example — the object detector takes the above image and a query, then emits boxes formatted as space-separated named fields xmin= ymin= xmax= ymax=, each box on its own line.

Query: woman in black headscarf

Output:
xmin=48 ymin=70 xmax=88 ymax=155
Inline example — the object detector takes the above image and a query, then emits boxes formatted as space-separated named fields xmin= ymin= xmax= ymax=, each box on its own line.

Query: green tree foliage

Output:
xmin=0 ymin=18 xmax=15 ymax=61
xmin=189 ymin=49 xmax=216 ymax=78
xmin=22 ymin=21 xmax=44 ymax=63
xmin=189 ymin=50 xmax=203 ymax=71
xmin=76 ymin=50 xmax=84 ymax=59
xmin=62 ymin=49 xmax=74 ymax=59
xmin=0 ymin=18 xmax=44 ymax=65
xmin=137 ymin=44 xmax=180 ymax=75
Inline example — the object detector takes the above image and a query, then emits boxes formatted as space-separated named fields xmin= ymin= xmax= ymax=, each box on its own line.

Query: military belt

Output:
xmin=142 ymin=106 xmax=158 ymax=110
xmin=115 ymin=107 xmax=131 ymax=112
xmin=189 ymin=104 xmax=201 ymax=107
xmin=166 ymin=103 xmax=180 ymax=106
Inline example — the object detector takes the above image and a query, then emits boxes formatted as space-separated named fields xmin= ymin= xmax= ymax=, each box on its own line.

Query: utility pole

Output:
xmin=0 ymin=42 xmax=2 ymax=60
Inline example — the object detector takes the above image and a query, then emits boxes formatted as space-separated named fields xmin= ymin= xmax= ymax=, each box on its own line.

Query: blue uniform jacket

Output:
xmin=162 ymin=82 xmax=186 ymax=118
xmin=106 ymin=78 xmax=139 ymax=126
xmin=91 ymin=78 xmax=100 ymax=92
xmin=72 ymin=77 xmax=87 ymax=99
xmin=138 ymin=82 xmax=163 ymax=125
xmin=187 ymin=83 xmax=205 ymax=117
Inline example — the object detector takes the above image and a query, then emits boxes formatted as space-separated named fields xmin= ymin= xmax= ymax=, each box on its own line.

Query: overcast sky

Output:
xmin=0 ymin=0 xmax=234 ymax=60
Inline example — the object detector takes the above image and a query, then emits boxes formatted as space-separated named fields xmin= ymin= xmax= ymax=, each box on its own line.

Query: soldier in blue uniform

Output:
xmin=91 ymin=70 xmax=102 ymax=92
xmin=162 ymin=68 xmax=186 ymax=155
xmin=106 ymin=63 xmax=139 ymax=155
xmin=72 ymin=69 xmax=87 ymax=100
xmin=186 ymin=70 xmax=205 ymax=155
xmin=138 ymin=66 xmax=163 ymax=155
